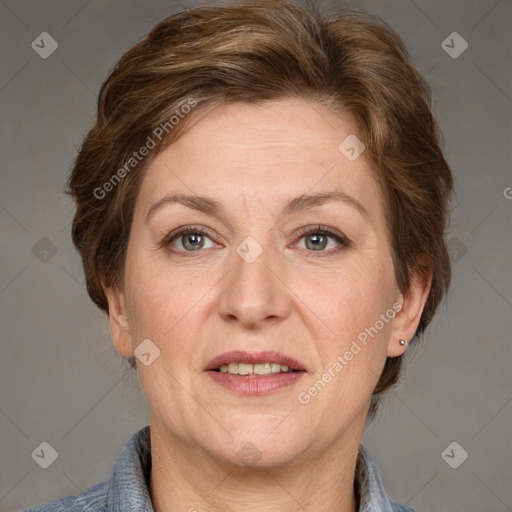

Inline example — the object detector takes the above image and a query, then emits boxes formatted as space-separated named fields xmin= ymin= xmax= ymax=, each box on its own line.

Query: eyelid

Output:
xmin=293 ymin=224 xmax=351 ymax=247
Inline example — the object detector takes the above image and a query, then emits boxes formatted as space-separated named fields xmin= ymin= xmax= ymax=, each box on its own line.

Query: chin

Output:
xmin=199 ymin=423 xmax=311 ymax=469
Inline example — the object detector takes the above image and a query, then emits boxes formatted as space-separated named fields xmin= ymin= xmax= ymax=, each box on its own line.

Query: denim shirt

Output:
xmin=24 ymin=425 xmax=415 ymax=512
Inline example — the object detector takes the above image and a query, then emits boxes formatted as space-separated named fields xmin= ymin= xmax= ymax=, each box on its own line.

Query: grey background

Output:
xmin=1 ymin=0 xmax=511 ymax=511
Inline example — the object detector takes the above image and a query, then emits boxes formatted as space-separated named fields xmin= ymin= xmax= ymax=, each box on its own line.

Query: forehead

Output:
xmin=136 ymin=98 xmax=382 ymax=218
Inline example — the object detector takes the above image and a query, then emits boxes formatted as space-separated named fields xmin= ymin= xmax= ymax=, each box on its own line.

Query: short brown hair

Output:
xmin=68 ymin=0 xmax=453 ymax=421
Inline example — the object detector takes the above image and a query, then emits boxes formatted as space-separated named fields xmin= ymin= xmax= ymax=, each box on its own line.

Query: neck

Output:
xmin=148 ymin=417 xmax=363 ymax=512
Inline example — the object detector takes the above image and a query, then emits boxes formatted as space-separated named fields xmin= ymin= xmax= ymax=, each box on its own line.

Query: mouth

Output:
xmin=204 ymin=350 xmax=306 ymax=394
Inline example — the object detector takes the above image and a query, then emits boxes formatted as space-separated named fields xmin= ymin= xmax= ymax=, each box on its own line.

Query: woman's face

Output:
xmin=107 ymin=98 xmax=425 ymax=467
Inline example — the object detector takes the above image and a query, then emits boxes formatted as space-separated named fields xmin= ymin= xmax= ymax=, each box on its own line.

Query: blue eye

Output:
xmin=164 ymin=226 xmax=216 ymax=252
xmin=295 ymin=226 xmax=350 ymax=254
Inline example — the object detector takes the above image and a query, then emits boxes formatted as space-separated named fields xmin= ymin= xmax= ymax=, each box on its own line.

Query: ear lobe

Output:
xmin=101 ymin=276 xmax=134 ymax=359
xmin=387 ymin=267 xmax=432 ymax=357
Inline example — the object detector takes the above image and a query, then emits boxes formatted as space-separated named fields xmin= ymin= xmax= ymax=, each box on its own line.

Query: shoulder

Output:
xmin=389 ymin=500 xmax=416 ymax=512
xmin=23 ymin=426 xmax=152 ymax=512
xmin=23 ymin=478 xmax=109 ymax=511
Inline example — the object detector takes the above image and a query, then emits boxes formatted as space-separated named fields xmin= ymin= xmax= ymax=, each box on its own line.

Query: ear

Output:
xmin=101 ymin=276 xmax=134 ymax=359
xmin=387 ymin=266 xmax=432 ymax=357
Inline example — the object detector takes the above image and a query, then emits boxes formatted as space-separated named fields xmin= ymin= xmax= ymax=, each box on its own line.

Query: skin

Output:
xmin=104 ymin=98 xmax=431 ymax=512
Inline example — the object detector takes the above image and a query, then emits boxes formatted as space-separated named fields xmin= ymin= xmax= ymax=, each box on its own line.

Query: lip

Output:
xmin=207 ymin=370 xmax=305 ymax=395
xmin=204 ymin=350 xmax=306 ymax=371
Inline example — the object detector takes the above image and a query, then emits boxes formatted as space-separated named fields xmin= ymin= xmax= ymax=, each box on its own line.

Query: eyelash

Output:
xmin=162 ymin=224 xmax=351 ymax=257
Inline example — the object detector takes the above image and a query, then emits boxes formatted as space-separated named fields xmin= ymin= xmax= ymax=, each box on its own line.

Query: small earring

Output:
xmin=399 ymin=339 xmax=408 ymax=346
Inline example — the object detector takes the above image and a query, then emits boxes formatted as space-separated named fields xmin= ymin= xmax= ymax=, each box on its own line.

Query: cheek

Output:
xmin=299 ymin=255 xmax=395 ymax=339
xmin=333 ymin=259 xmax=396 ymax=364
xmin=124 ymin=253 xmax=188 ymax=341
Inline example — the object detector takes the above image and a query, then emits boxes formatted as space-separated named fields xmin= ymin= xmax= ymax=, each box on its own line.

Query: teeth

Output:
xmin=238 ymin=363 xmax=252 ymax=375
xmin=254 ymin=363 xmax=272 ymax=375
xmin=271 ymin=363 xmax=280 ymax=373
xmin=218 ymin=362 xmax=293 ymax=375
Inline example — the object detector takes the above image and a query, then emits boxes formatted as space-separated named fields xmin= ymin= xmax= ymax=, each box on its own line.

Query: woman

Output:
xmin=25 ymin=1 xmax=453 ymax=510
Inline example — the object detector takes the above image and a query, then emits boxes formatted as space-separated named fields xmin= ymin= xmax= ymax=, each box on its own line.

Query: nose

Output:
xmin=217 ymin=240 xmax=291 ymax=329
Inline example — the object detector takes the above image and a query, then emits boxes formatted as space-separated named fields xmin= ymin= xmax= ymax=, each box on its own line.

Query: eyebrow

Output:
xmin=146 ymin=188 xmax=368 ymax=222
